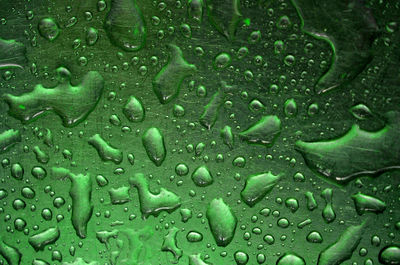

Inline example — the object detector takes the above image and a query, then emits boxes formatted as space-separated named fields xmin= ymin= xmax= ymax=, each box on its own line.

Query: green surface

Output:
xmin=0 ymin=0 xmax=400 ymax=264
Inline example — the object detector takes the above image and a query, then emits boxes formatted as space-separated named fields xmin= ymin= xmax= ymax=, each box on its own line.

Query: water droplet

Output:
xmin=379 ymin=246 xmax=400 ymax=265
xmin=192 ymin=165 xmax=213 ymax=187
xmin=38 ymin=18 xmax=60 ymax=41
xmin=234 ymin=251 xmax=249 ymax=265
xmin=214 ymin=52 xmax=231 ymax=69
xmin=142 ymin=127 xmax=166 ymax=167
xmin=206 ymin=198 xmax=237 ymax=247
xmin=306 ymin=231 xmax=323 ymax=243
xmin=104 ymin=0 xmax=146 ymax=51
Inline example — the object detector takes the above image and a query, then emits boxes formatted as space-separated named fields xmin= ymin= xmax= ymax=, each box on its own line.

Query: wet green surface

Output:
xmin=0 ymin=0 xmax=399 ymax=264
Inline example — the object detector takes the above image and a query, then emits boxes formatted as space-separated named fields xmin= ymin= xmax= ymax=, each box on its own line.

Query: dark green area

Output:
xmin=0 ymin=0 xmax=399 ymax=264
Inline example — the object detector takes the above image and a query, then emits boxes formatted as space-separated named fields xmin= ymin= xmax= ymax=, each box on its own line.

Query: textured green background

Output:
xmin=0 ymin=0 xmax=399 ymax=264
